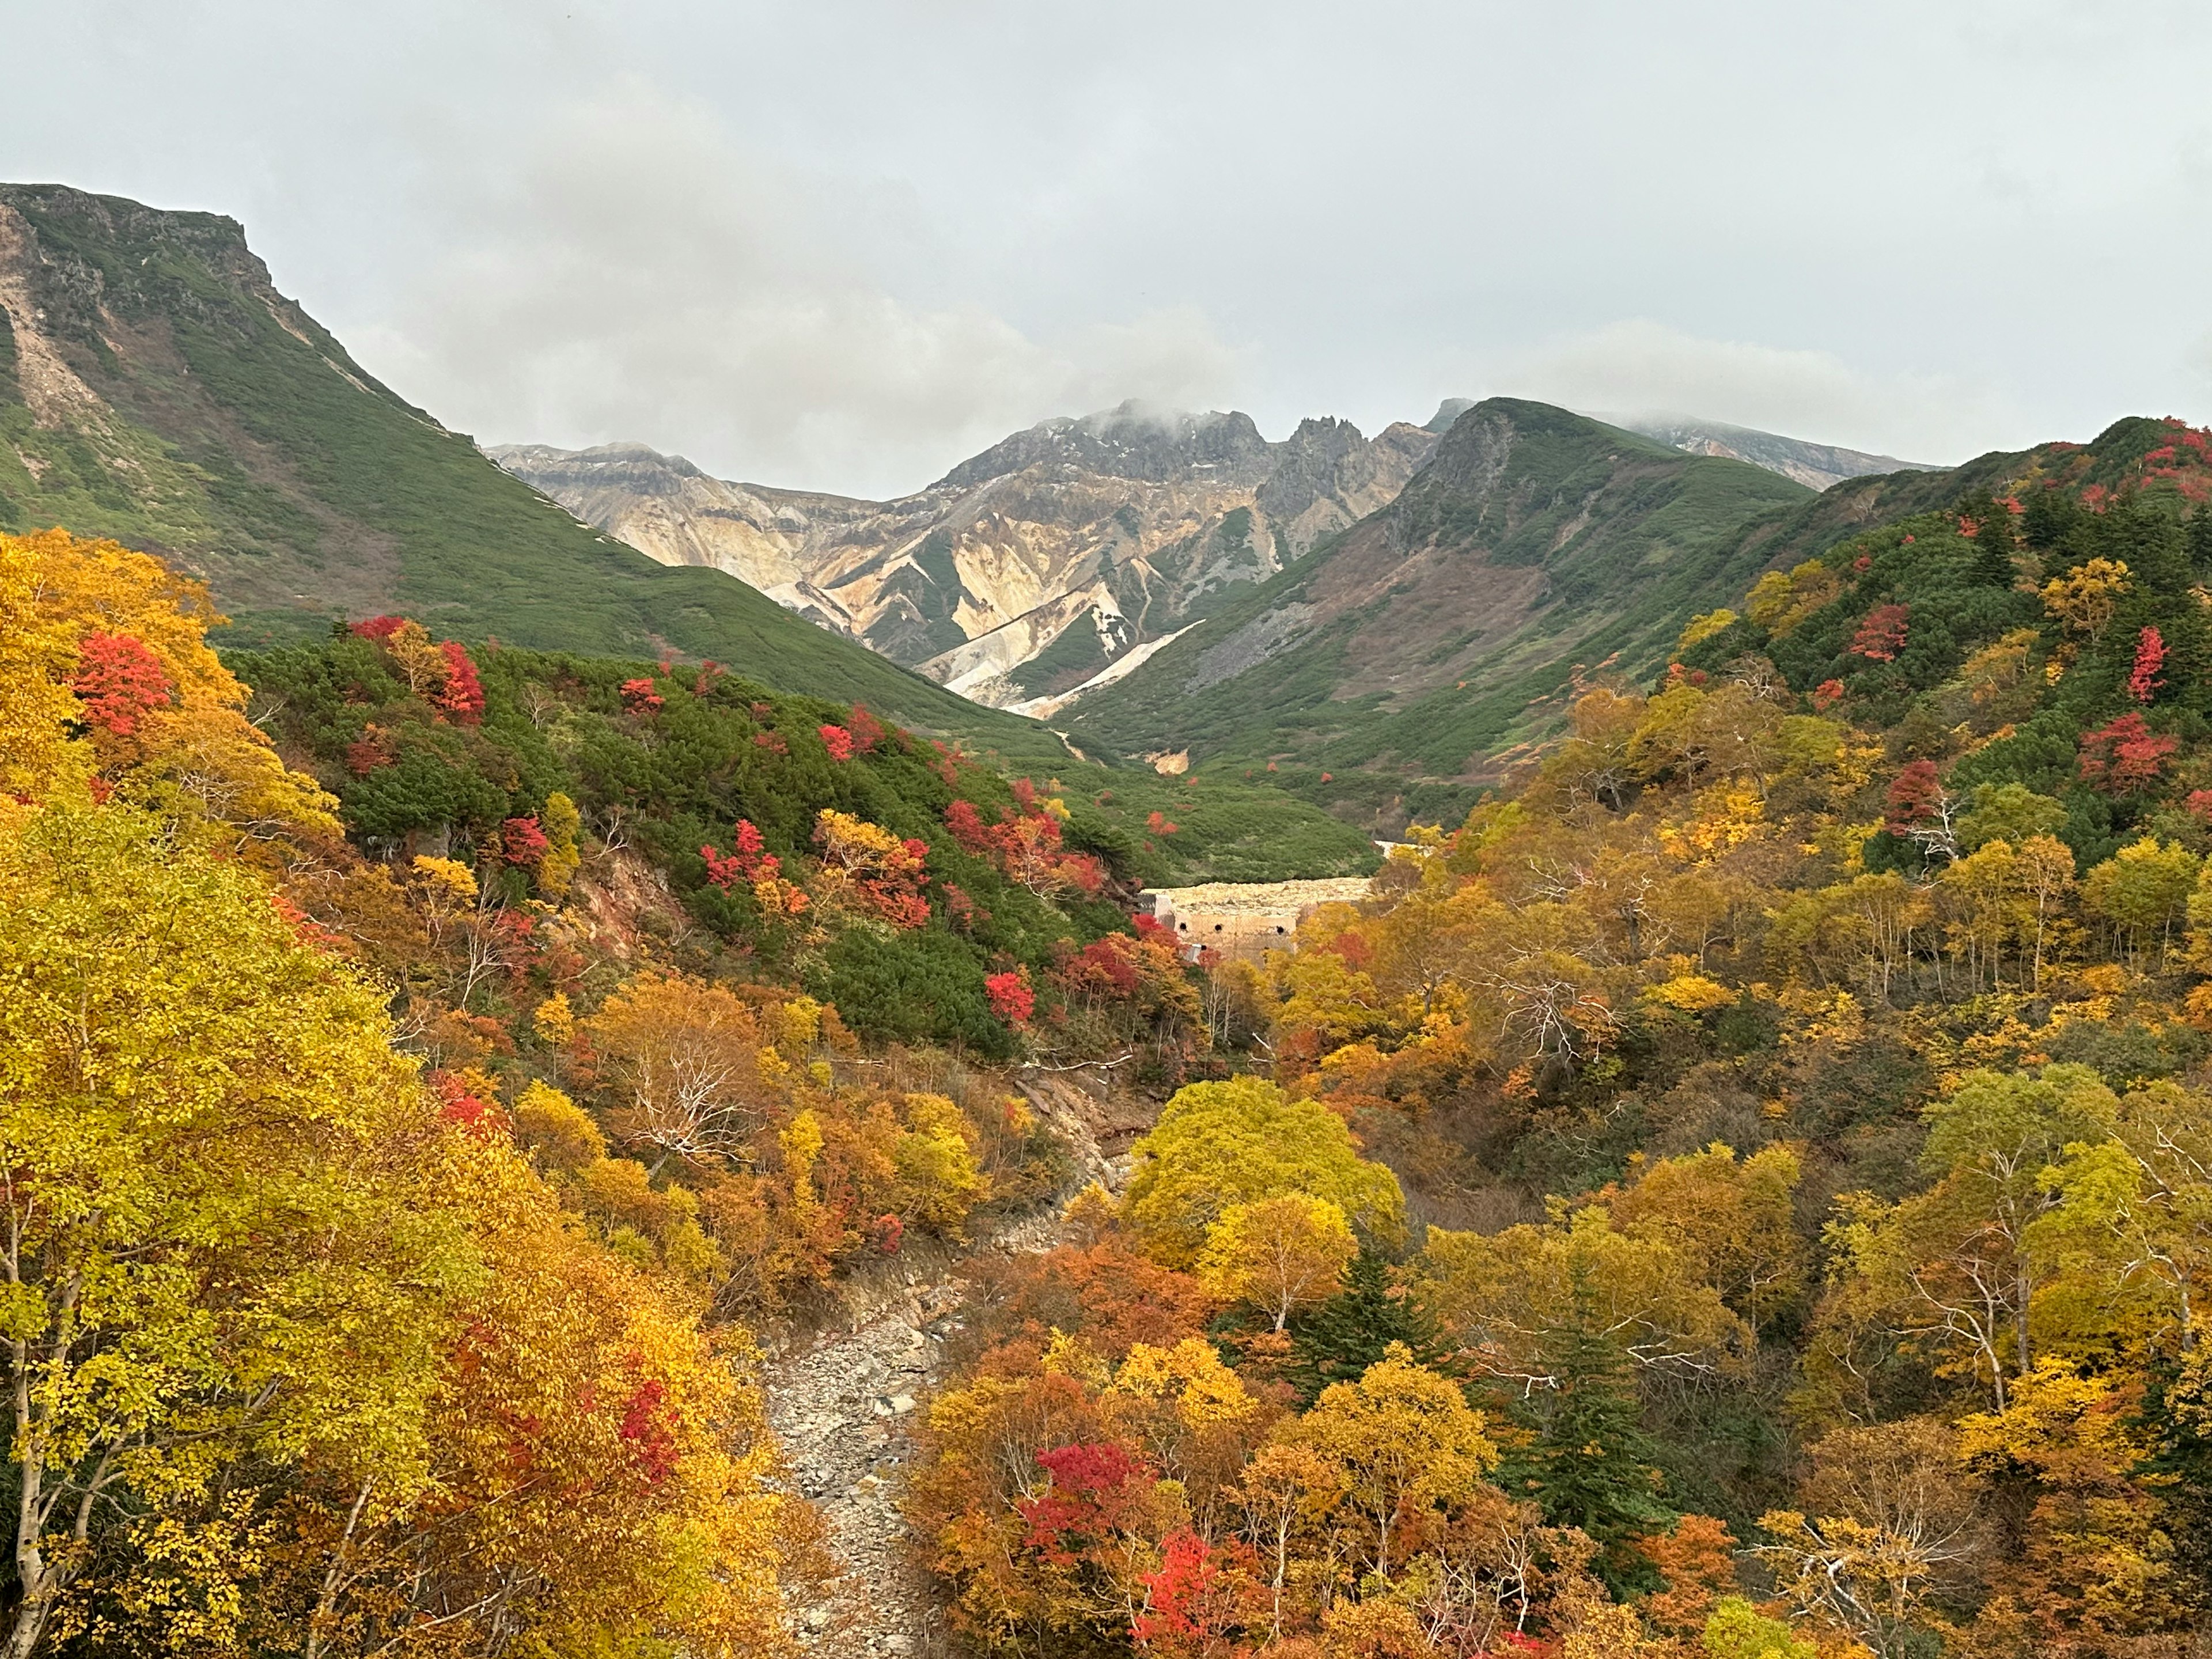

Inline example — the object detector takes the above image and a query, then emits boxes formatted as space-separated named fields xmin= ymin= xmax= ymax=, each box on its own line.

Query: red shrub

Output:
xmin=847 ymin=703 xmax=887 ymax=752
xmin=1133 ymin=1531 xmax=1257 ymax=1646
xmin=2080 ymin=711 xmax=2177 ymax=793
xmin=945 ymin=798 xmax=995 ymax=855
xmin=427 ymin=1070 xmax=505 ymax=1138
xmin=986 ymin=969 xmax=1035 ymax=1026
xmin=502 ymin=815 xmax=550 ymax=867
xmin=2128 ymin=625 xmax=2167 ymax=703
xmin=344 ymin=728 xmax=397 ymax=777
xmin=617 ymin=1377 xmax=678 ymax=1487
xmin=1018 ymin=1441 xmax=1151 ymax=1563
xmin=1849 ymin=603 xmax=1910 ymax=664
xmin=435 ymin=640 xmax=484 ymax=724
xmin=71 ymin=632 xmax=172 ymax=736
xmin=1885 ymin=760 xmax=1946 ymax=832
xmin=702 ymin=819 xmax=785 ymax=891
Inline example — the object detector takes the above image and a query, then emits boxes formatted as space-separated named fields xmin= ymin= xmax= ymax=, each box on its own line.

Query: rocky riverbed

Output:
xmin=767 ymin=1073 xmax=1137 ymax=1653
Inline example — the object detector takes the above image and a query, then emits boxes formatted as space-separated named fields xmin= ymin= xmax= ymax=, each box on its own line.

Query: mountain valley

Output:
xmin=14 ymin=165 xmax=2212 ymax=1659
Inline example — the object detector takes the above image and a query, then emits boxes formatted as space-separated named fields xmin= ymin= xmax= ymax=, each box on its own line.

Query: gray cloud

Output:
xmin=1497 ymin=321 xmax=2017 ymax=465
xmin=345 ymin=81 xmax=1243 ymax=495
xmin=6 ymin=1 xmax=2212 ymax=494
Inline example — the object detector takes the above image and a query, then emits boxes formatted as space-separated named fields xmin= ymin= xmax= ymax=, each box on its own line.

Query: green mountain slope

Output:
xmin=0 ymin=183 xmax=1378 ymax=877
xmin=0 ymin=183 xmax=1055 ymax=759
xmin=1064 ymin=399 xmax=1816 ymax=817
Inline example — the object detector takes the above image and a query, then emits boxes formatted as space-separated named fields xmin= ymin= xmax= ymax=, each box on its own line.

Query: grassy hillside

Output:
xmin=1067 ymin=399 xmax=1814 ymax=823
xmin=0 ymin=184 xmax=1065 ymax=760
xmin=0 ymin=183 xmax=1389 ymax=872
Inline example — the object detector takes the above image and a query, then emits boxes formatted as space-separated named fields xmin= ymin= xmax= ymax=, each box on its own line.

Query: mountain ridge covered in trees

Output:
xmin=1067 ymin=407 xmax=2203 ymax=837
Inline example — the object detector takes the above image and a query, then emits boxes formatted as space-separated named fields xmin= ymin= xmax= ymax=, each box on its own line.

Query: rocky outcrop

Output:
xmin=489 ymin=400 xmax=1440 ymax=710
xmin=1063 ymin=398 xmax=1819 ymax=788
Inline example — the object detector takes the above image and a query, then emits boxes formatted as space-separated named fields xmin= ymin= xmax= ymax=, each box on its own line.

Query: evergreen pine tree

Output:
xmin=1284 ymin=1245 xmax=1454 ymax=1404
xmin=2188 ymin=505 xmax=2212 ymax=577
xmin=2021 ymin=484 xmax=2084 ymax=552
xmin=1959 ymin=490 xmax=2018 ymax=587
xmin=1496 ymin=1321 xmax=1674 ymax=1597
xmin=2135 ymin=1357 xmax=2212 ymax=1615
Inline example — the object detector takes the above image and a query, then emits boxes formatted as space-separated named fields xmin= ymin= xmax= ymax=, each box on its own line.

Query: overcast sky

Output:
xmin=10 ymin=1 xmax=2212 ymax=498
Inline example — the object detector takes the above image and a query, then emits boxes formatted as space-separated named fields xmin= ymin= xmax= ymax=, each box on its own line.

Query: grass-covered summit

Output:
xmin=1065 ymin=399 xmax=1816 ymax=820
xmin=0 ymin=183 xmax=1055 ymax=755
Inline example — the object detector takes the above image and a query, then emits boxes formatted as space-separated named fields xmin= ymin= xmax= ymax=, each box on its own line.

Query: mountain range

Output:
xmin=490 ymin=406 xmax=1444 ymax=711
xmin=1064 ymin=401 xmax=1999 ymax=823
xmin=7 ymin=179 xmax=2130 ymax=840
xmin=497 ymin=404 xmax=1931 ymax=715
xmin=1604 ymin=411 xmax=1931 ymax=490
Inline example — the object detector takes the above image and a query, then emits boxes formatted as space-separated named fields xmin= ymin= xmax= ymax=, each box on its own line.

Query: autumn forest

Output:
xmin=10 ymin=411 xmax=2212 ymax=1659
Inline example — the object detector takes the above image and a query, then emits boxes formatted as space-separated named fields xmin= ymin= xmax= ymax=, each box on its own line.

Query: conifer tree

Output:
xmin=2188 ymin=504 xmax=2212 ymax=577
xmin=1285 ymin=1244 xmax=1454 ymax=1403
xmin=1959 ymin=490 xmax=2018 ymax=588
xmin=2136 ymin=1355 xmax=2212 ymax=1615
xmin=1498 ymin=1321 xmax=1674 ymax=1596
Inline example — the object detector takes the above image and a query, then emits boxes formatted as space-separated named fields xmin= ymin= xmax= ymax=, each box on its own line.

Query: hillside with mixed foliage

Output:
xmin=19 ymin=402 xmax=2212 ymax=1653
xmin=17 ymin=176 xmax=2212 ymax=1659
xmin=1064 ymin=400 xmax=1815 ymax=826
xmin=229 ymin=612 xmax=1367 ymax=1062
xmin=0 ymin=527 xmax=817 ymax=1656
xmin=887 ymin=413 xmax=2212 ymax=1658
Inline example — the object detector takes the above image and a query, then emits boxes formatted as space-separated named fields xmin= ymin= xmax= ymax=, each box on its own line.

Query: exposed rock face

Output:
xmin=488 ymin=400 xmax=1440 ymax=709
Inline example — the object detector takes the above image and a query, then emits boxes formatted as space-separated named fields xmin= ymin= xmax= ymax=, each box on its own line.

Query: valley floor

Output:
xmin=771 ymin=1074 xmax=1139 ymax=1653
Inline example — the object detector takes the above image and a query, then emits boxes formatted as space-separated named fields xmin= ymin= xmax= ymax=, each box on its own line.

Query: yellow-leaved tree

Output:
xmin=1196 ymin=1194 xmax=1359 ymax=1332
xmin=1291 ymin=1341 xmax=1500 ymax=1580
xmin=1 ymin=527 xmax=339 ymax=848
xmin=1123 ymin=1077 xmax=1404 ymax=1268
xmin=0 ymin=531 xmax=803 ymax=1656
xmin=0 ymin=803 xmax=479 ymax=1657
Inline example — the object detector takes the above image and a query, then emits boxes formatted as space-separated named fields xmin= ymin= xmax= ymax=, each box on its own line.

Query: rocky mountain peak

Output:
xmin=1604 ymin=411 xmax=1937 ymax=491
xmin=487 ymin=441 xmax=710 ymax=496
xmin=934 ymin=400 xmax=1272 ymax=490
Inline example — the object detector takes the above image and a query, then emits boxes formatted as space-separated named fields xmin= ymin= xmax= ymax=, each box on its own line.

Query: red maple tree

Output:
xmin=2079 ymin=711 xmax=2177 ymax=793
xmin=1848 ymin=603 xmax=1910 ymax=664
xmin=71 ymin=631 xmax=173 ymax=736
